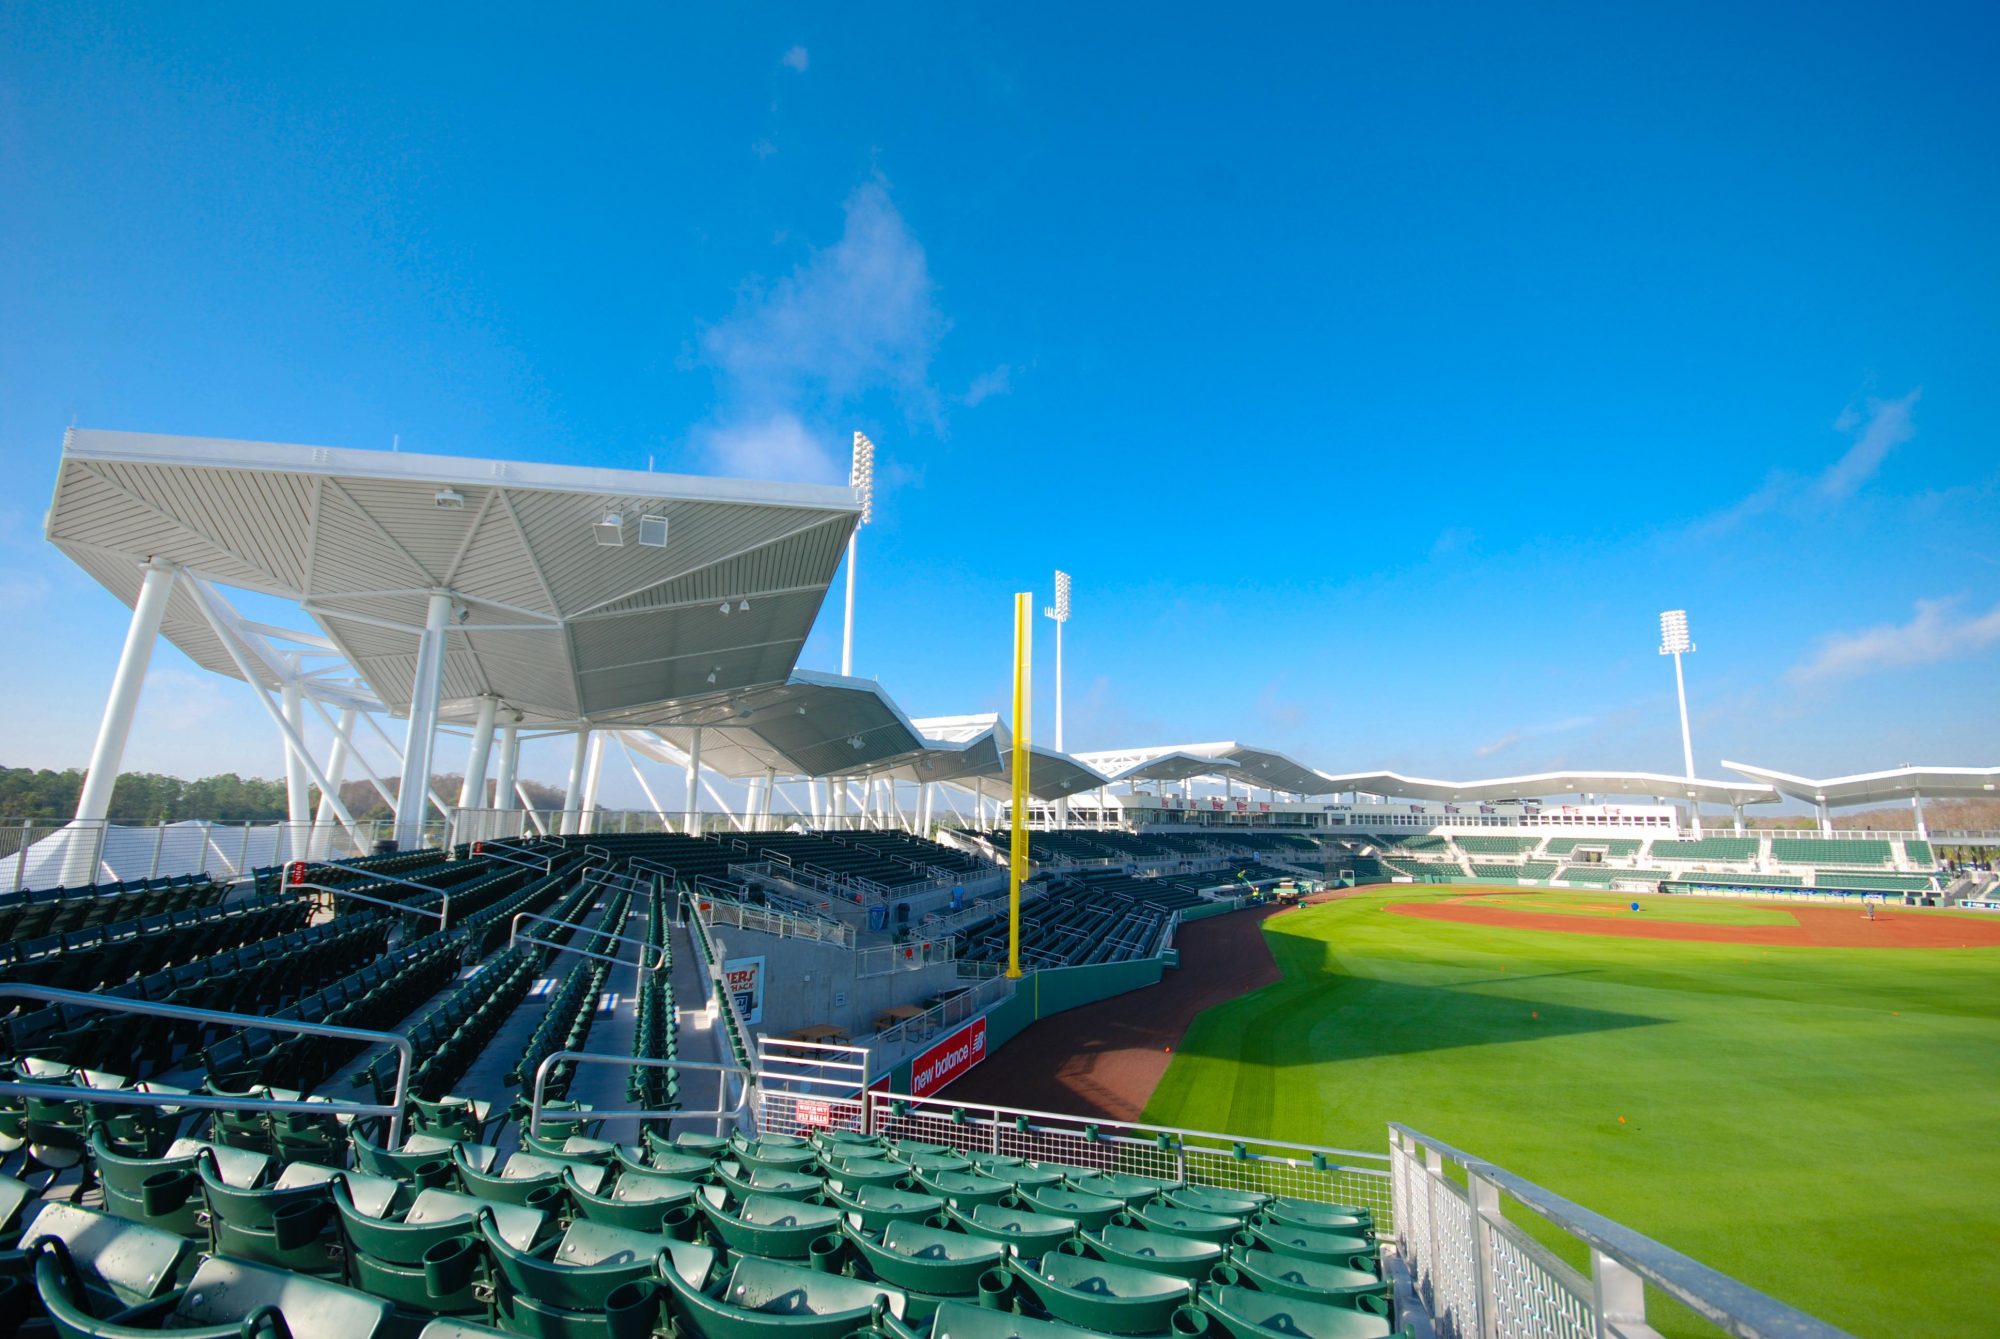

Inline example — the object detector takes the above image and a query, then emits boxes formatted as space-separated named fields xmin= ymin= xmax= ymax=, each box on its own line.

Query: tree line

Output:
xmin=0 ymin=766 xmax=567 ymax=824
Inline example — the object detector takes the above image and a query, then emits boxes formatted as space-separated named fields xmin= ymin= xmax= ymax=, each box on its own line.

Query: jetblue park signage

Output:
xmin=911 ymin=1016 xmax=987 ymax=1097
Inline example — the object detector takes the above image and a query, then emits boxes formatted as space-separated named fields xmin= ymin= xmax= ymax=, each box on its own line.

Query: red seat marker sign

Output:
xmin=910 ymin=1017 xmax=987 ymax=1098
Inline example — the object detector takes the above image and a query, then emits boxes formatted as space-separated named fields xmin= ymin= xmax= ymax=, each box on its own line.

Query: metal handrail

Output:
xmin=0 ymin=982 xmax=415 ymax=1146
xmin=474 ymin=842 xmax=557 ymax=875
xmin=290 ymin=880 xmax=451 ymax=928
xmin=507 ymin=911 xmax=670 ymax=971
xmin=1390 ymin=1124 xmax=1853 ymax=1339
xmin=582 ymin=844 xmax=613 ymax=864
xmin=528 ymin=1049 xmax=753 ymax=1137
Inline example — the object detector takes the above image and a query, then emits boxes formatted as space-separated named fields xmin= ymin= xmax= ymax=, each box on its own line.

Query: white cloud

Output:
xmin=1788 ymin=596 xmax=2000 ymax=684
xmin=963 ymin=364 xmax=1012 ymax=406
xmin=695 ymin=178 xmax=949 ymax=478
xmin=751 ymin=138 xmax=778 ymax=160
xmin=1699 ymin=386 xmax=1921 ymax=533
xmin=693 ymin=411 xmax=846 ymax=484
xmin=781 ymin=46 xmax=809 ymax=73
xmin=1476 ymin=731 xmax=1521 ymax=758
xmin=1819 ymin=388 xmax=1920 ymax=500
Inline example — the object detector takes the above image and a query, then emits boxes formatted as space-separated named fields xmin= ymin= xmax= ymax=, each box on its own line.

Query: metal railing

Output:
xmin=0 ymin=818 xmax=447 ymax=894
xmin=1390 ymin=1124 xmax=1853 ymax=1339
xmin=695 ymin=893 xmax=856 ymax=947
xmin=527 ymin=1049 xmax=752 ymax=1137
xmin=858 ymin=973 xmax=1015 ymax=1051
xmin=0 ymin=982 xmax=416 ymax=1147
xmin=854 ymin=936 xmax=959 ymax=979
xmin=865 ymin=1089 xmax=1393 ymax=1227
xmin=507 ymin=911 xmax=670 ymax=971
xmin=755 ymin=1037 xmax=871 ymax=1136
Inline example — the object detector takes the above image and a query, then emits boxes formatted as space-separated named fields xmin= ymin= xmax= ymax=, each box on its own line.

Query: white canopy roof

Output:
xmin=48 ymin=429 xmax=859 ymax=726
xmin=1720 ymin=762 xmax=2000 ymax=808
xmin=1316 ymin=768 xmax=1780 ymax=806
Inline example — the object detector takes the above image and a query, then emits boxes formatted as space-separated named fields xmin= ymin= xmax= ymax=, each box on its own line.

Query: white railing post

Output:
xmin=1592 ymin=1249 xmax=1648 ymax=1337
xmin=1467 ymin=1164 xmax=1500 ymax=1339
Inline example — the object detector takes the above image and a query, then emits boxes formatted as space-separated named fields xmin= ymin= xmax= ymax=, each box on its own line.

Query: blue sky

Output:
xmin=1 ymin=3 xmax=1996 ymax=806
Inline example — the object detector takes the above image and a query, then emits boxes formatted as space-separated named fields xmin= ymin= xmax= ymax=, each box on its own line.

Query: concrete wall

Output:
xmin=707 ymin=921 xmax=961 ymax=1041
xmin=871 ymin=954 xmax=1170 ymax=1094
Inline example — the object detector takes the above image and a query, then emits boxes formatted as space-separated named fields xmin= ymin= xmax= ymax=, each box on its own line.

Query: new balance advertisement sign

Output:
xmin=910 ymin=1017 xmax=987 ymax=1098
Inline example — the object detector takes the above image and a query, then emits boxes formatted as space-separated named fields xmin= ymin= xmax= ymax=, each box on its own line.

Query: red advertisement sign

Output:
xmin=910 ymin=1017 xmax=988 ymax=1098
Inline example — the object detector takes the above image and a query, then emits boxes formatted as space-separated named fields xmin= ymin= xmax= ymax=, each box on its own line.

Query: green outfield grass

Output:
xmin=1143 ymin=888 xmax=2000 ymax=1338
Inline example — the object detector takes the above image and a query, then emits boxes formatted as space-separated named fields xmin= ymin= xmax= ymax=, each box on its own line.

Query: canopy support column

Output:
xmin=75 ymin=559 xmax=179 ymax=825
xmin=561 ymin=728 xmax=591 ymax=835
xmin=395 ymin=591 xmax=453 ymax=849
xmin=579 ymin=732 xmax=605 ymax=834
xmin=459 ymin=695 xmax=499 ymax=809
xmin=1816 ymin=800 xmax=1832 ymax=835
xmin=494 ymin=719 xmax=521 ymax=813
xmin=1911 ymin=792 xmax=1929 ymax=840
xmin=683 ymin=727 xmax=703 ymax=835
xmin=311 ymin=707 xmax=357 ymax=859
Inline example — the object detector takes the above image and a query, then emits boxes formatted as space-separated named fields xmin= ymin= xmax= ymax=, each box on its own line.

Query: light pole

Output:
xmin=842 ymin=432 xmax=875 ymax=677
xmin=1044 ymin=570 xmax=1071 ymax=827
xmin=1659 ymin=609 xmax=1701 ymax=836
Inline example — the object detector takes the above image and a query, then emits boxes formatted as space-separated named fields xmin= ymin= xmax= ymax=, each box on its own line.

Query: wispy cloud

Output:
xmin=781 ymin=46 xmax=809 ymax=73
xmin=1819 ymin=389 xmax=1920 ymax=500
xmin=693 ymin=178 xmax=949 ymax=479
xmin=1700 ymin=387 xmax=1921 ymax=533
xmin=1474 ymin=715 xmax=1597 ymax=760
xmin=1788 ymin=596 xmax=2000 ymax=684
xmin=963 ymin=364 xmax=1012 ymax=407
xmin=1476 ymin=731 xmax=1521 ymax=758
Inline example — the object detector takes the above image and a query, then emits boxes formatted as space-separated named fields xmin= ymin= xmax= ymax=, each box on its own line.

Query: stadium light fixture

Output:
xmin=1658 ymin=609 xmax=1701 ymax=835
xmin=842 ymin=432 xmax=876 ymax=677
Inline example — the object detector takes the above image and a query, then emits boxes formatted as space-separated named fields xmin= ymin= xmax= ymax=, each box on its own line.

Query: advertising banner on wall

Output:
xmin=910 ymin=1016 xmax=988 ymax=1098
xmin=722 ymin=955 xmax=766 ymax=1025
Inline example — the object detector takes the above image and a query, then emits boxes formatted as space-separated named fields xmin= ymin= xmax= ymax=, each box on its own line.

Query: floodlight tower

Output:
xmin=842 ymin=433 xmax=875 ymax=678
xmin=1044 ymin=571 xmax=1072 ymax=825
xmin=1659 ymin=609 xmax=1702 ymax=836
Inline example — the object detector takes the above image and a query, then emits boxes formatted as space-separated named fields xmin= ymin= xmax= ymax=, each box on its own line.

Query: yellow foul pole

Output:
xmin=1007 ymin=591 xmax=1032 ymax=979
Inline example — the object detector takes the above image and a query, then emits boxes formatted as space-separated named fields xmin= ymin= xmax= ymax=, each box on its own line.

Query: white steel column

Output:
xmin=311 ymin=707 xmax=357 ymax=858
xmin=459 ymin=695 xmax=499 ymax=810
xmin=1816 ymin=800 xmax=1832 ymax=836
xmin=1733 ymin=803 xmax=1746 ymax=836
xmin=494 ymin=719 xmax=521 ymax=812
xmin=280 ymin=680 xmax=311 ymax=825
xmin=395 ymin=591 xmax=453 ymax=848
xmin=579 ymin=733 xmax=605 ymax=834
xmin=683 ymin=728 xmax=703 ymax=834
xmin=74 ymin=559 xmax=179 ymax=824
xmin=762 ymin=768 xmax=777 ymax=824
xmin=561 ymin=728 xmax=591 ymax=835
xmin=1911 ymin=792 xmax=1929 ymax=840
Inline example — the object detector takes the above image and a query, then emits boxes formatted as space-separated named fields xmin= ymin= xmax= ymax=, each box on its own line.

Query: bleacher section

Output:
xmin=1383 ymin=857 xmax=1458 ymax=881
xmin=1646 ymin=837 xmax=1759 ymax=863
xmin=956 ymin=872 xmax=1172 ymax=969
xmin=1767 ymin=837 xmax=1893 ymax=868
xmin=1814 ymin=872 xmax=1938 ymax=893
xmin=1374 ymin=834 xmax=1451 ymax=852
xmin=1902 ymin=840 xmax=1936 ymax=867
xmin=1559 ymin=866 xmax=1672 ymax=886
xmin=1456 ymin=836 xmax=1538 ymax=856
xmin=1542 ymin=838 xmax=1642 ymax=858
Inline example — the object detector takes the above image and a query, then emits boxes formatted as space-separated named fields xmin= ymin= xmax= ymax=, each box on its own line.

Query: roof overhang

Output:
xmin=1721 ymin=761 xmax=2000 ymax=808
xmin=1314 ymin=769 xmax=1781 ymax=807
xmin=48 ymin=429 xmax=860 ymax=726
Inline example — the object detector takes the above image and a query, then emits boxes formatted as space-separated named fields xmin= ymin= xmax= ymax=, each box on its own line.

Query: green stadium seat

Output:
xmin=663 ymin=1254 xmax=905 ymax=1339
xmin=1005 ymin=1250 xmax=1195 ymax=1335
xmin=36 ymin=1245 xmax=393 ymax=1339
xmin=1016 ymin=1185 xmax=1125 ymax=1231
xmin=911 ymin=1167 xmax=1014 ymax=1207
xmin=20 ymin=1203 xmax=196 ymax=1311
xmin=1262 ymin=1199 xmax=1374 ymax=1236
xmin=968 ymin=1156 xmax=1066 ymax=1189
xmin=922 ymin=1300 xmax=1124 ymax=1339
xmin=1167 ymin=1186 xmax=1269 ymax=1217
xmin=1063 ymin=1171 xmax=1177 ymax=1207
xmin=1083 ymin=1222 xmax=1226 ymax=1280
xmin=1223 ymin=1246 xmax=1387 ymax=1304
xmin=695 ymin=1187 xmax=843 ymax=1260
xmin=941 ymin=1203 xmax=1080 ymax=1259
xmin=1197 ymin=1282 xmax=1394 ymax=1339
xmin=713 ymin=1161 xmax=826 ymax=1202
xmin=1127 ymin=1202 xmax=1245 ymax=1244
xmin=565 ymin=1167 xmax=702 ymax=1233
xmin=193 ymin=1149 xmax=350 ymax=1275
xmin=837 ymin=1218 xmax=1006 ymax=1296
xmin=819 ymin=1180 xmax=945 ymax=1232
xmin=1236 ymin=1219 xmax=1377 ymax=1265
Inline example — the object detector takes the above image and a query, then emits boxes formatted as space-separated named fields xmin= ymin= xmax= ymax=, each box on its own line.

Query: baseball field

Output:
xmin=1141 ymin=887 xmax=2000 ymax=1338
